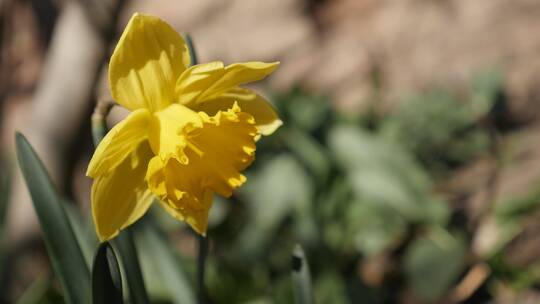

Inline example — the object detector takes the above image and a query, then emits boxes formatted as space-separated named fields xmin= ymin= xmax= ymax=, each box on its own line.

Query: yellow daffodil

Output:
xmin=86 ymin=13 xmax=281 ymax=241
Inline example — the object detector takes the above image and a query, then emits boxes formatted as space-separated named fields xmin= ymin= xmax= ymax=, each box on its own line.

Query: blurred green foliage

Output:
xmin=380 ymin=71 xmax=503 ymax=175
xmin=9 ymin=70 xmax=540 ymax=303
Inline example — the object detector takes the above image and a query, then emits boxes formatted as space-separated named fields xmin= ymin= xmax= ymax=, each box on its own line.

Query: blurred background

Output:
xmin=2 ymin=0 xmax=540 ymax=303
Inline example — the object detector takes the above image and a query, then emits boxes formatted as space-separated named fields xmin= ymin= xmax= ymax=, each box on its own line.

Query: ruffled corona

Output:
xmin=145 ymin=103 xmax=257 ymax=234
xmin=87 ymin=13 xmax=281 ymax=241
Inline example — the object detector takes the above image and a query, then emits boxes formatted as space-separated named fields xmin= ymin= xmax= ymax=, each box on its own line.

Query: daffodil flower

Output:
xmin=86 ymin=13 xmax=281 ymax=241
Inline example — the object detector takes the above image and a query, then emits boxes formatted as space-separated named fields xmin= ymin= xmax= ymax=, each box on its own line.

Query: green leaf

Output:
xmin=235 ymin=154 xmax=313 ymax=259
xmin=281 ymin=88 xmax=331 ymax=132
xmin=291 ymin=245 xmax=314 ymax=304
xmin=15 ymin=132 xmax=91 ymax=304
xmin=347 ymin=202 xmax=406 ymax=256
xmin=92 ymin=242 xmax=123 ymax=304
xmin=470 ymin=69 xmax=503 ymax=119
xmin=16 ymin=275 xmax=52 ymax=304
xmin=328 ymin=126 xmax=448 ymax=225
xmin=313 ymin=270 xmax=349 ymax=304
xmin=283 ymin=127 xmax=330 ymax=183
xmin=379 ymin=88 xmax=491 ymax=171
xmin=404 ymin=229 xmax=466 ymax=301
xmin=112 ymin=230 xmax=150 ymax=304
xmin=139 ymin=220 xmax=196 ymax=304
xmin=65 ymin=203 xmax=97 ymax=269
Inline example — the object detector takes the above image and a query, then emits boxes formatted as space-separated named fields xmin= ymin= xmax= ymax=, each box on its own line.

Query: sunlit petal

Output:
xmin=145 ymin=104 xmax=257 ymax=234
xmin=159 ymin=189 xmax=213 ymax=236
xmin=92 ymin=143 xmax=155 ymax=241
xmin=87 ymin=109 xmax=151 ymax=177
xmin=192 ymin=87 xmax=282 ymax=136
xmin=89 ymin=13 xmax=281 ymax=239
xmin=147 ymin=103 xmax=202 ymax=163
xmin=176 ymin=61 xmax=279 ymax=106
xmin=109 ymin=13 xmax=190 ymax=112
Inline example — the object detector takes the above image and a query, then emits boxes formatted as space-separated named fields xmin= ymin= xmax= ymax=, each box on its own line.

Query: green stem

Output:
xmin=197 ymin=235 xmax=208 ymax=304
xmin=91 ymin=99 xmax=115 ymax=146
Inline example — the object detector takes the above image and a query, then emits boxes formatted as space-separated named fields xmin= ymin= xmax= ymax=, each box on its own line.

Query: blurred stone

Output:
xmin=359 ymin=253 xmax=391 ymax=287
xmin=504 ymin=209 xmax=540 ymax=268
xmin=122 ymin=0 xmax=540 ymax=118
xmin=449 ymin=124 xmax=540 ymax=258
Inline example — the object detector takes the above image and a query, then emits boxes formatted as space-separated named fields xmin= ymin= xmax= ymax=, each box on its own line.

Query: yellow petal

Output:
xmin=109 ymin=13 xmax=190 ymax=112
xmin=160 ymin=186 xmax=213 ymax=235
xmin=147 ymin=103 xmax=202 ymax=163
xmin=176 ymin=61 xmax=279 ymax=106
xmin=87 ymin=109 xmax=151 ymax=177
xmin=174 ymin=61 xmax=225 ymax=105
xmin=145 ymin=156 xmax=213 ymax=234
xmin=145 ymin=104 xmax=257 ymax=235
xmin=190 ymin=105 xmax=257 ymax=197
xmin=92 ymin=143 xmax=155 ymax=241
xmin=192 ymin=87 xmax=282 ymax=136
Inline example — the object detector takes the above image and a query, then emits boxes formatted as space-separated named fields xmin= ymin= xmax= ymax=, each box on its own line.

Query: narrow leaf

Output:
xmin=92 ymin=242 xmax=123 ymax=304
xmin=291 ymin=245 xmax=314 ymax=304
xmin=404 ymin=229 xmax=466 ymax=300
xmin=113 ymin=230 xmax=150 ymax=304
xmin=15 ymin=132 xmax=91 ymax=304
xmin=235 ymin=155 xmax=313 ymax=260
xmin=140 ymin=220 xmax=196 ymax=304
xmin=283 ymin=127 xmax=330 ymax=183
xmin=15 ymin=274 xmax=52 ymax=304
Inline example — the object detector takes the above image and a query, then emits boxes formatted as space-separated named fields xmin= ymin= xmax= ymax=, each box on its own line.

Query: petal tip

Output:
xmin=96 ymin=229 xmax=118 ymax=243
xmin=130 ymin=12 xmax=152 ymax=21
xmin=259 ymin=118 xmax=283 ymax=136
